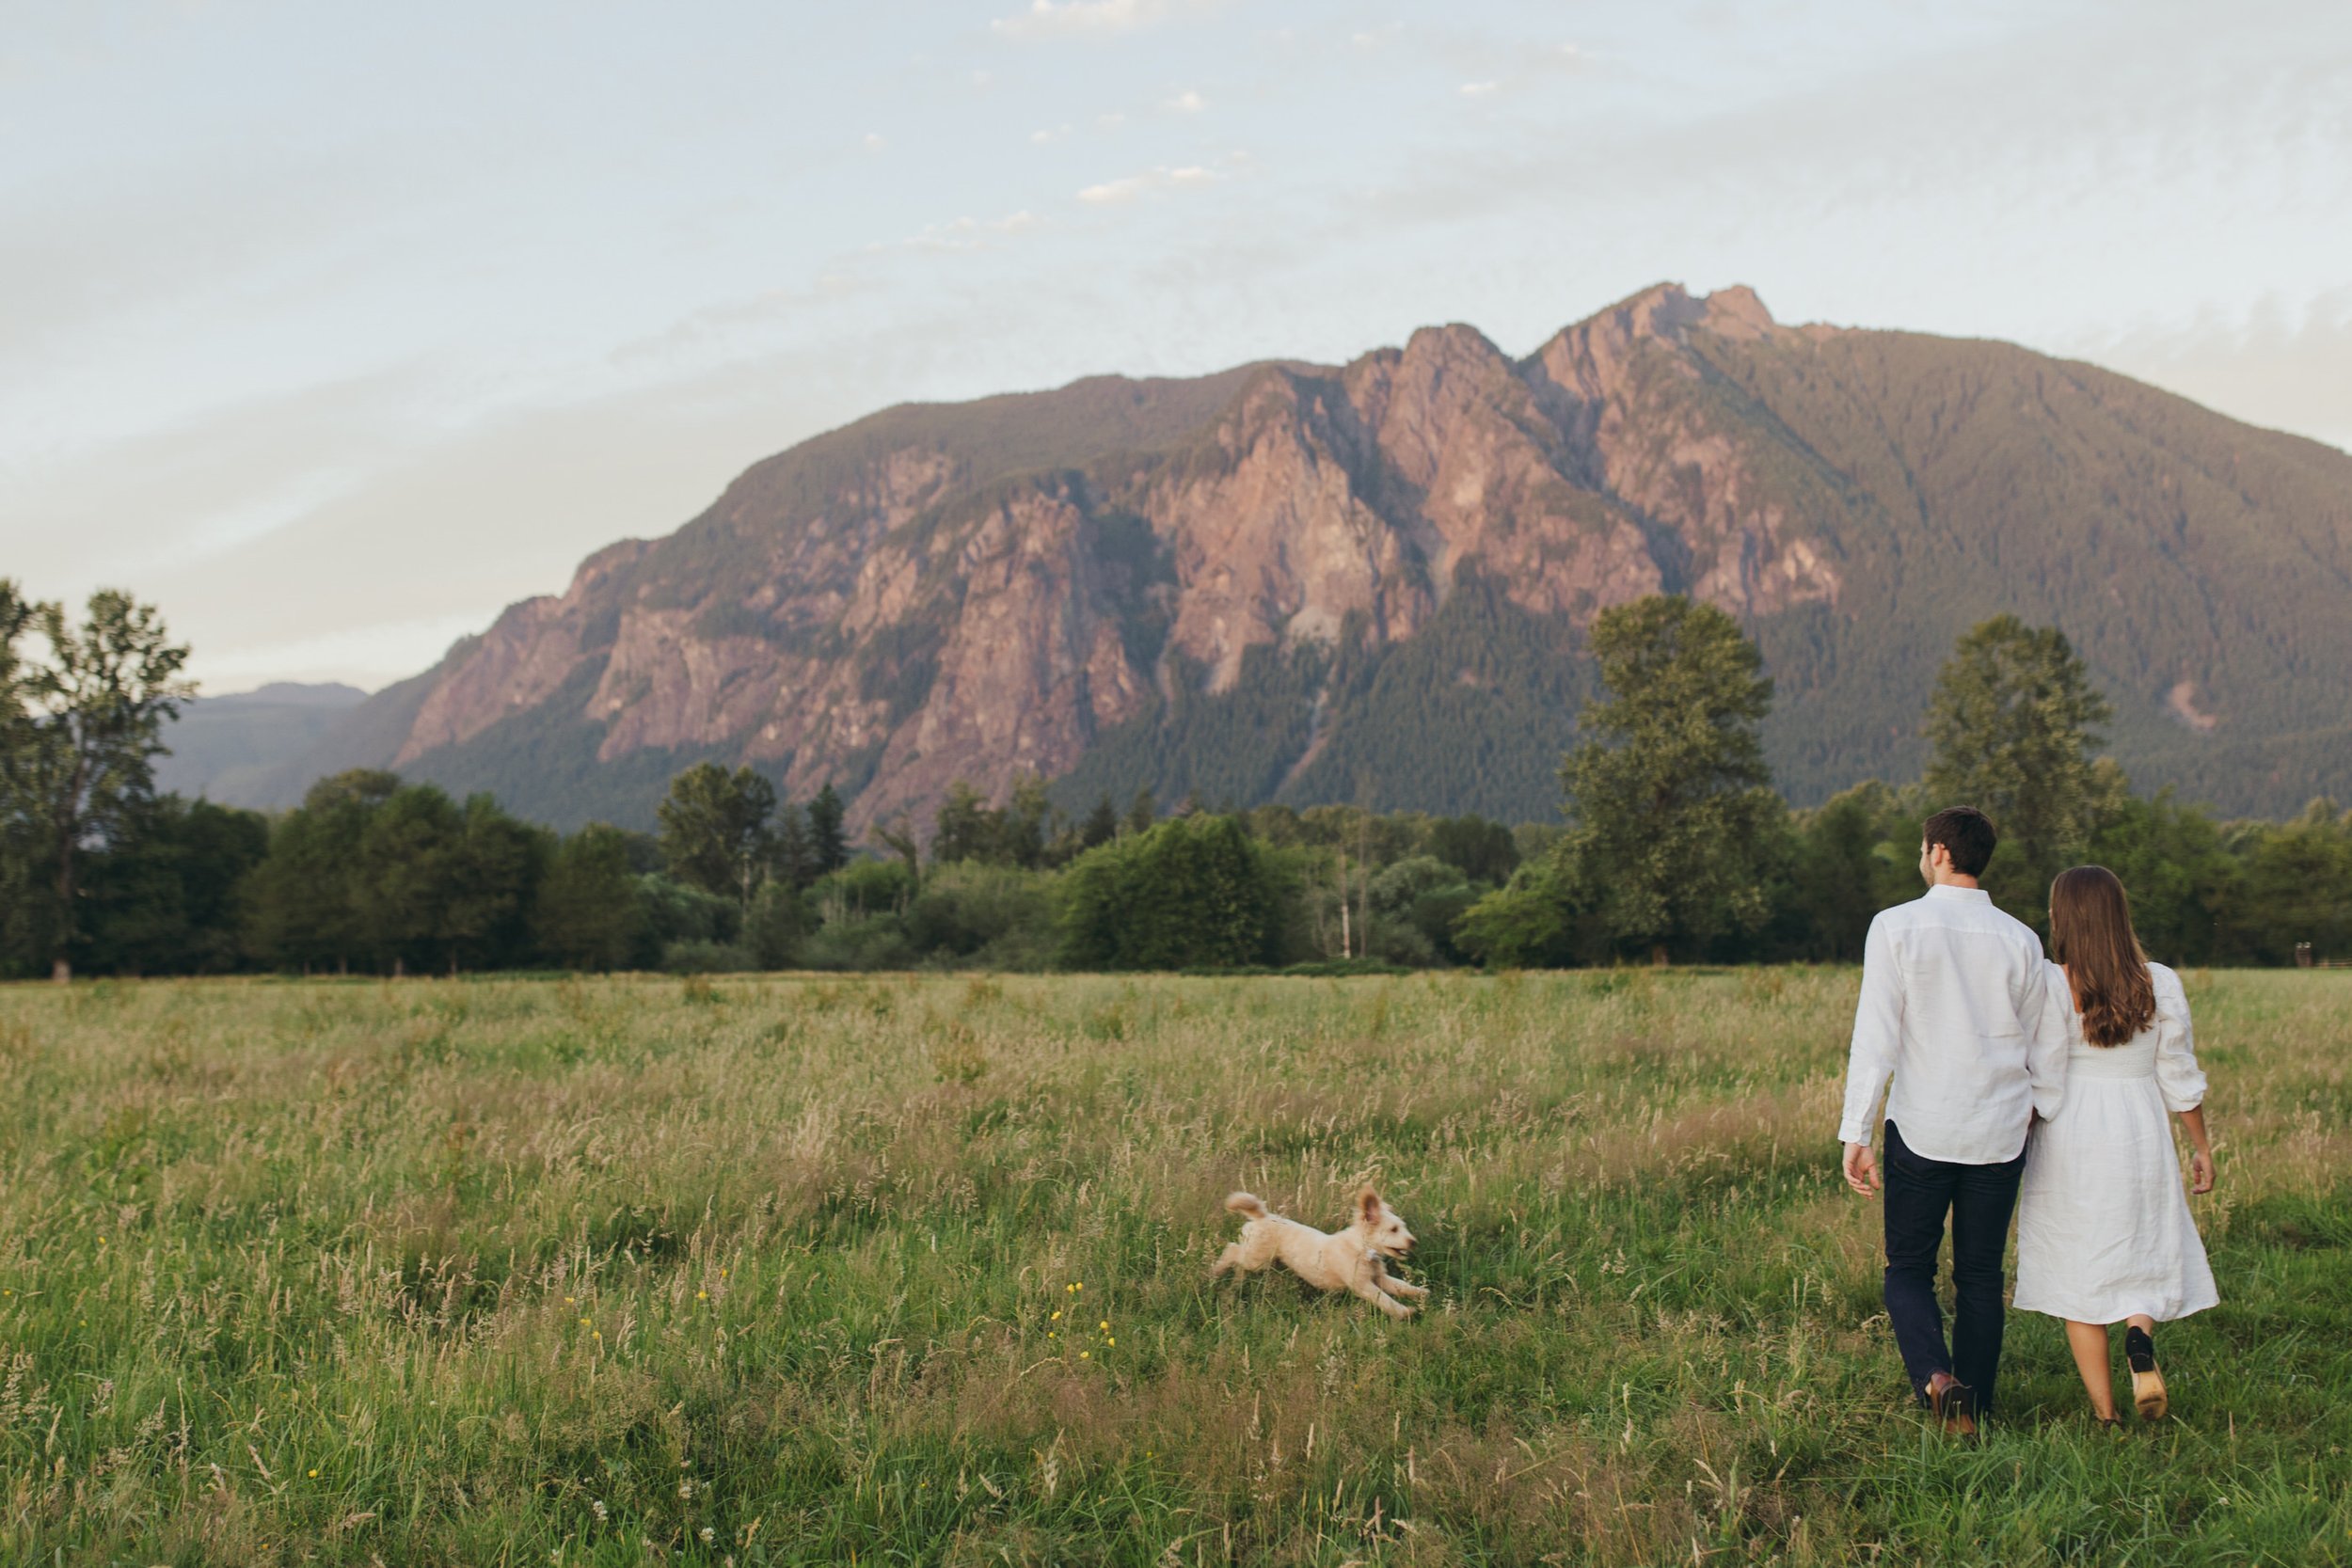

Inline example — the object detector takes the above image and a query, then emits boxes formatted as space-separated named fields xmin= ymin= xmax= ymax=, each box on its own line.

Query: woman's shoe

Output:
xmin=2125 ymin=1325 xmax=2168 ymax=1421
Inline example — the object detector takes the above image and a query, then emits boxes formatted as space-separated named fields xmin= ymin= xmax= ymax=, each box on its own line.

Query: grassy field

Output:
xmin=0 ymin=969 xmax=2346 ymax=1566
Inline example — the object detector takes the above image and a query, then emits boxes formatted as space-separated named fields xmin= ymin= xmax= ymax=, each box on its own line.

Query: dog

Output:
xmin=1211 ymin=1185 xmax=1427 ymax=1319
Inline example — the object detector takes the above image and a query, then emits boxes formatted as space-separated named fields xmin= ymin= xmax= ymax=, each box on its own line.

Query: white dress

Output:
xmin=2012 ymin=961 xmax=2218 ymax=1324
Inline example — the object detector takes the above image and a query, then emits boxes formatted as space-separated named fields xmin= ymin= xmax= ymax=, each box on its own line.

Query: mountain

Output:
xmin=272 ymin=283 xmax=2352 ymax=832
xmin=153 ymin=682 xmax=371 ymax=805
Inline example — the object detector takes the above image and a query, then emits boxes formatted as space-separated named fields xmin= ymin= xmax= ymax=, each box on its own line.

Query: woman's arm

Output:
xmin=2176 ymin=1104 xmax=2215 ymax=1194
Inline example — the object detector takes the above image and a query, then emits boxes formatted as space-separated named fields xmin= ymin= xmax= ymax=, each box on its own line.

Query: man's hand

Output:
xmin=2189 ymin=1148 xmax=2215 ymax=1195
xmin=1842 ymin=1141 xmax=1881 ymax=1197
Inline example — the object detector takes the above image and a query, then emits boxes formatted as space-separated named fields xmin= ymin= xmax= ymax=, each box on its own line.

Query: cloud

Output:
xmin=1165 ymin=88 xmax=1205 ymax=113
xmin=1030 ymin=123 xmax=1074 ymax=144
xmin=991 ymin=0 xmax=1220 ymax=39
xmin=1095 ymin=111 xmax=1127 ymax=129
xmin=863 ymin=132 xmax=887 ymax=151
xmin=2083 ymin=289 xmax=2352 ymax=455
xmin=1459 ymin=80 xmax=1500 ymax=97
xmin=901 ymin=211 xmax=1041 ymax=251
xmin=1077 ymin=161 xmax=1232 ymax=203
xmin=1077 ymin=175 xmax=1151 ymax=204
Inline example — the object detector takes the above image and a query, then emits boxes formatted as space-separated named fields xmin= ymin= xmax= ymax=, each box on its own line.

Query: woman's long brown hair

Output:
xmin=2048 ymin=865 xmax=2156 ymax=1047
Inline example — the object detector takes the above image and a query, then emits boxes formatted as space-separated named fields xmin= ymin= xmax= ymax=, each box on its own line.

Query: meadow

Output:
xmin=0 ymin=969 xmax=2345 ymax=1566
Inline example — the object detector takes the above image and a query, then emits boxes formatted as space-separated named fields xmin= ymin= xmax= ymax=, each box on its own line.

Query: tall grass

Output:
xmin=0 ymin=969 xmax=2344 ymax=1564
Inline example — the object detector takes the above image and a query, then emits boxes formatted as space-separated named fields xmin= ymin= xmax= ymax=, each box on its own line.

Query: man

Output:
xmin=1838 ymin=805 xmax=2067 ymax=1433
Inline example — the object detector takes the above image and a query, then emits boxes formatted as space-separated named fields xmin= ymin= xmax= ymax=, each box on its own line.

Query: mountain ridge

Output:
xmin=236 ymin=283 xmax=2352 ymax=830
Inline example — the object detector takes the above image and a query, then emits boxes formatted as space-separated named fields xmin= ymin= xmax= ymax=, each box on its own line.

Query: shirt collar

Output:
xmin=1925 ymin=883 xmax=1992 ymax=902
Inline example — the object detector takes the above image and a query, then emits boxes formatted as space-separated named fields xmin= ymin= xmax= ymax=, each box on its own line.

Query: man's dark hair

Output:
xmin=1922 ymin=806 xmax=1997 ymax=878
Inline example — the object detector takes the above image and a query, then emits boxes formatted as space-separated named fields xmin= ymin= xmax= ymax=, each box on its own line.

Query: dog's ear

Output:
xmin=1356 ymin=1186 xmax=1381 ymax=1225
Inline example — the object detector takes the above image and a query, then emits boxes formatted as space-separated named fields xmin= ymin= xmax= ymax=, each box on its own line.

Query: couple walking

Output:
xmin=1838 ymin=806 xmax=2217 ymax=1432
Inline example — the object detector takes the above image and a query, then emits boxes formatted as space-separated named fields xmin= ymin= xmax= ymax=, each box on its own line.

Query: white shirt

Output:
xmin=1836 ymin=884 xmax=2069 ymax=1164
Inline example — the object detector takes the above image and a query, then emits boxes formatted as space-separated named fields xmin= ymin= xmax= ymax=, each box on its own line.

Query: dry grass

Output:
xmin=0 ymin=967 xmax=2346 ymax=1565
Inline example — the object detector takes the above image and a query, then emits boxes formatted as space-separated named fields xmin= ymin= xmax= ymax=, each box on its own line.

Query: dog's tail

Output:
xmin=1225 ymin=1191 xmax=1269 ymax=1221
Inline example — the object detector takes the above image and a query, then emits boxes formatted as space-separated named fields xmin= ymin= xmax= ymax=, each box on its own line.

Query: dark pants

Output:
xmin=1882 ymin=1119 xmax=2024 ymax=1417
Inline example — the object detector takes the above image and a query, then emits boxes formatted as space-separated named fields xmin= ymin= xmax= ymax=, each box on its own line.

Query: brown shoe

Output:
xmin=1926 ymin=1370 xmax=1978 ymax=1436
xmin=2126 ymin=1327 xmax=2168 ymax=1421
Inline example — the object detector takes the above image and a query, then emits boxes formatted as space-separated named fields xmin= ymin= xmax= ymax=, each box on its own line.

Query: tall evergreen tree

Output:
xmin=658 ymin=763 xmax=777 ymax=909
xmin=805 ymin=782 xmax=850 ymax=875
xmin=932 ymin=780 xmax=995 ymax=865
xmin=1002 ymin=776 xmax=1052 ymax=869
xmin=1924 ymin=615 xmax=2115 ymax=920
xmin=771 ymin=800 xmax=815 ymax=890
xmin=1552 ymin=595 xmax=1781 ymax=961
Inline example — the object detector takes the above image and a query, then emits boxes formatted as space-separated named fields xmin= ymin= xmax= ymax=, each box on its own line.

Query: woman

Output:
xmin=2012 ymin=865 xmax=2217 ymax=1425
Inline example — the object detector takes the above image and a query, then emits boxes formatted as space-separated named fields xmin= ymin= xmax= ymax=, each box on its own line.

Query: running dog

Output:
xmin=1211 ymin=1186 xmax=1426 ymax=1319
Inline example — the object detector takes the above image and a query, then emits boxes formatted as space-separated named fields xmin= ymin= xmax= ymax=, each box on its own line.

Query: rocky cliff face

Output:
xmin=310 ymin=282 xmax=2352 ymax=828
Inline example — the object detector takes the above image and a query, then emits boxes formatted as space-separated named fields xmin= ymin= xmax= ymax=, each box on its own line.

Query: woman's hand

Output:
xmin=2188 ymin=1148 xmax=2215 ymax=1194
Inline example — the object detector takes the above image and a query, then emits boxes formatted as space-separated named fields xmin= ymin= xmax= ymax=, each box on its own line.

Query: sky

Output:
xmin=4 ymin=0 xmax=2348 ymax=695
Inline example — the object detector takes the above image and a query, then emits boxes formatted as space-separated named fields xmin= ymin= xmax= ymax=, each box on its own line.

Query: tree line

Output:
xmin=2 ymin=579 xmax=2345 ymax=979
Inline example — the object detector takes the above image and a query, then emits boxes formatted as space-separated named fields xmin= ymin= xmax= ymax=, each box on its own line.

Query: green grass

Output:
xmin=1 ymin=969 xmax=2345 ymax=1565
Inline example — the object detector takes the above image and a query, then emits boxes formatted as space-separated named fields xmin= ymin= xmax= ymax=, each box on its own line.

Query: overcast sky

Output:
xmin=5 ymin=0 xmax=2348 ymax=694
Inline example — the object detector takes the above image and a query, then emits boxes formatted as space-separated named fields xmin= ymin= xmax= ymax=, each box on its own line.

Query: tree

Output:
xmin=72 ymin=796 xmax=268 ymax=976
xmin=806 ymin=783 xmax=850 ymax=875
xmin=772 ymin=800 xmax=815 ymax=890
xmin=1080 ymin=794 xmax=1119 ymax=850
xmin=537 ymin=823 xmax=647 ymax=970
xmin=1002 ymin=776 xmax=1052 ymax=869
xmin=1125 ymin=787 xmax=1156 ymax=838
xmin=658 ymin=763 xmax=777 ymax=910
xmin=744 ymin=878 xmax=809 ymax=969
xmin=1452 ymin=864 xmax=1583 ymax=968
xmin=12 ymin=590 xmax=196 ymax=981
xmin=1784 ymin=782 xmax=1914 ymax=961
xmin=1550 ymin=595 xmax=1781 ymax=961
xmin=1924 ymin=616 xmax=2116 ymax=920
xmin=440 ymin=793 xmax=549 ymax=971
xmin=0 ymin=582 xmax=44 ymax=975
xmin=932 ymin=780 xmax=996 ymax=865
xmin=1058 ymin=814 xmax=1282 ymax=970
xmin=1426 ymin=815 xmax=1519 ymax=885
xmin=242 ymin=770 xmax=396 ymax=972
xmin=2224 ymin=800 xmax=2352 ymax=964
xmin=353 ymin=783 xmax=466 ymax=972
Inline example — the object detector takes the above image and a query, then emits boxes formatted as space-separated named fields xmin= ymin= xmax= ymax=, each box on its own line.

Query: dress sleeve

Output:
xmin=2151 ymin=966 xmax=2207 ymax=1114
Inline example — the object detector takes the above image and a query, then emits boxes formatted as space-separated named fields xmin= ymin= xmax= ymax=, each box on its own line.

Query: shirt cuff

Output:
xmin=1836 ymin=1119 xmax=1872 ymax=1147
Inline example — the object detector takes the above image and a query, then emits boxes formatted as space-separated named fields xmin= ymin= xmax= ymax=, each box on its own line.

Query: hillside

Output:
xmin=260 ymin=284 xmax=2352 ymax=830
xmin=153 ymin=682 xmax=370 ymax=805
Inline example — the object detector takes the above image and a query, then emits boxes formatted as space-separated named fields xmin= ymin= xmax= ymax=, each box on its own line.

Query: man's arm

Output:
xmin=2022 ymin=954 xmax=2068 ymax=1124
xmin=1837 ymin=913 xmax=1902 ymax=1192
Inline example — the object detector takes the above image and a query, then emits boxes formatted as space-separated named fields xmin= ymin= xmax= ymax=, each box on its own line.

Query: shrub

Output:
xmin=1058 ymin=814 xmax=1282 ymax=970
xmin=660 ymin=939 xmax=755 ymax=974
